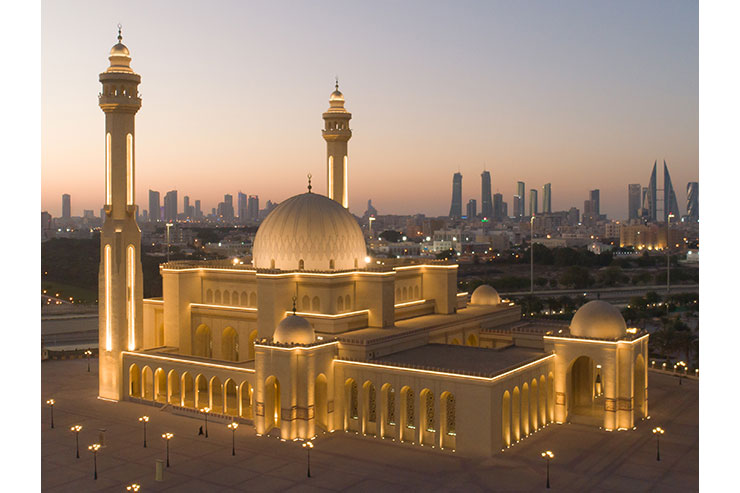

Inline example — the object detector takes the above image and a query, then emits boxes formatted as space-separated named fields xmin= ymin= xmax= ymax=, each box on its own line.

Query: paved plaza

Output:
xmin=41 ymin=359 xmax=698 ymax=492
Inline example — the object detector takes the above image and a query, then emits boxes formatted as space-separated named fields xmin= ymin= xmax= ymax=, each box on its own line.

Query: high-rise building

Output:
xmin=148 ymin=190 xmax=160 ymax=222
xmin=481 ymin=171 xmax=492 ymax=218
xmin=323 ymin=80 xmax=352 ymax=208
xmin=247 ymin=195 xmax=260 ymax=221
xmin=466 ymin=199 xmax=477 ymax=219
xmin=195 ymin=200 xmax=202 ymax=220
xmin=589 ymin=189 xmax=600 ymax=217
xmin=97 ymin=28 xmax=144 ymax=400
xmin=449 ymin=172 xmax=463 ymax=219
xmin=646 ymin=161 xmax=657 ymax=222
xmin=184 ymin=195 xmax=195 ymax=220
xmin=516 ymin=181 xmax=525 ymax=218
xmin=686 ymin=182 xmax=699 ymax=222
xmin=493 ymin=193 xmax=504 ymax=221
xmin=663 ymin=161 xmax=680 ymax=222
xmin=502 ymin=201 xmax=508 ymax=219
xmin=164 ymin=190 xmax=178 ymax=222
xmin=223 ymin=194 xmax=234 ymax=221
xmin=529 ymin=189 xmax=538 ymax=217
xmin=237 ymin=192 xmax=248 ymax=223
xmin=542 ymin=183 xmax=552 ymax=214
xmin=512 ymin=195 xmax=521 ymax=221
xmin=62 ymin=194 xmax=71 ymax=219
xmin=628 ymin=184 xmax=641 ymax=221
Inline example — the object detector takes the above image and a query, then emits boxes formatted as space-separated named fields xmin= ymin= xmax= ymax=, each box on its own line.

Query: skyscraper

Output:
xmin=195 ymin=200 xmax=202 ymax=220
xmin=238 ymin=192 xmax=247 ymax=223
xmin=646 ymin=161 xmax=657 ymax=222
xmin=542 ymin=183 xmax=552 ymax=214
xmin=493 ymin=193 xmax=504 ymax=221
xmin=164 ymin=190 xmax=178 ymax=222
xmin=466 ymin=199 xmax=477 ymax=220
xmin=148 ymin=190 xmax=160 ymax=222
xmin=589 ymin=189 xmax=600 ymax=217
xmin=449 ymin=172 xmax=462 ymax=219
xmin=247 ymin=195 xmax=260 ymax=221
xmin=222 ymin=194 xmax=234 ymax=221
xmin=686 ymin=182 xmax=699 ymax=222
xmin=62 ymin=194 xmax=71 ymax=219
xmin=628 ymin=184 xmax=641 ymax=221
xmin=323 ymin=80 xmax=352 ymax=208
xmin=512 ymin=196 xmax=521 ymax=221
xmin=516 ymin=181 xmax=525 ymax=218
xmin=663 ymin=161 xmax=680 ymax=222
xmin=529 ymin=189 xmax=538 ymax=217
xmin=183 ymin=195 xmax=193 ymax=220
xmin=481 ymin=171 xmax=492 ymax=218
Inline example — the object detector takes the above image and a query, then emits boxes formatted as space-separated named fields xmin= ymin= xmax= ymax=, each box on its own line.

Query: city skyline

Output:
xmin=41 ymin=1 xmax=697 ymax=218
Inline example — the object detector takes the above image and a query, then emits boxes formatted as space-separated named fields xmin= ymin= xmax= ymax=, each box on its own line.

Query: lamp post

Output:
xmin=227 ymin=422 xmax=239 ymax=456
xmin=126 ymin=484 xmax=140 ymax=492
xmin=530 ymin=215 xmax=535 ymax=294
xmin=70 ymin=425 xmax=82 ymax=458
xmin=162 ymin=433 xmax=173 ymax=467
xmin=139 ymin=416 xmax=149 ymax=447
xmin=541 ymin=450 xmax=554 ymax=488
xmin=652 ymin=427 xmax=665 ymax=461
xmin=85 ymin=350 xmax=92 ymax=372
xmin=302 ymin=440 xmax=314 ymax=478
xmin=88 ymin=443 xmax=101 ymax=480
xmin=46 ymin=399 xmax=55 ymax=429
xmin=200 ymin=407 xmax=211 ymax=438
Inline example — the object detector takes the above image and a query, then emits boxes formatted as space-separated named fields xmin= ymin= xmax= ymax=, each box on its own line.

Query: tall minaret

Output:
xmin=98 ymin=27 xmax=144 ymax=401
xmin=322 ymin=80 xmax=352 ymax=208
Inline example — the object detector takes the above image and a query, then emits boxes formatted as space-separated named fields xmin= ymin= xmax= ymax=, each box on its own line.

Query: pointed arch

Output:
xmin=249 ymin=292 xmax=257 ymax=307
xmin=214 ymin=290 xmax=222 ymax=304
xmin=129 ymin=363 xmax=141 ymax=398
xmin=224 ymin=378 xmax=238 ymax=416
xmin=223 ymin=291 xmax=231 ymax=305
xmin=401 ymin=386 xmax=415 ymax=442
xmin=635 ymin=353 xmax=647 ymax=419
xmin=381 ymin=383 xmax=396 ymax=439
xmin=195 ymin=374 xmax=208 ymax=409
xmin=240 ymin=291 xmax=247 ymax=306
xmin=221 ymin=326 xmax=239 ymax=361
xmin=264 ymin=375 xmax=281 ymax=432
xmin=315 ymin=374 xmax=328 ymax=431
xmin=181 ymin=372 xmax=194 ymax=408
xmin=530 ymin=378 xmax=539 ymax=431
xmin=521 ymin=382 xmax=530 ymax=436
xmin=206 ymin=289 xmax=213 ymax=303
xmin=539 ymin=375 xmax=547 ymax=425
xmin=239 ymin=381 xmax=253 ymax=419
xmin=167 ymin=369 xmax=180 ymax=405
xmin=512 ymin=386 xmax=520 ymax=442
xmin=312 ymin=296 xmax=321 ymax=312
xmin=210 ymin=376 xmax=223 ymax=412
xmin=420 ymin=388 xmax=435 ymax=445
xmin=194 ymin=324 xmax=212 ymax=358
xmin=502 ymin=390 xmax=511 ymax=447
xmin=142 ymin=366 xmax=153 ymax=400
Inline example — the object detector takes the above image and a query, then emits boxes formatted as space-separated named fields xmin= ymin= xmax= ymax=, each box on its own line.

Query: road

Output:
xmin=500 ymin=284 xmax=698 ymax=303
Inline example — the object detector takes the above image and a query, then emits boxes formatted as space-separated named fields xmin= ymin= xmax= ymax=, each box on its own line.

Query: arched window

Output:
xmin=345 ymin=294 xmax=351 ymax=310
xmin=329 ymin=259 xmax=335 ymax=270
xmin=249 ymin=292 xmax=257 ymax=308
xmin=312 ymin=296 xmax=320 ymax=312
xmin=222 ymin=327 xmax=239 ymax=361
xmin=214 ymin=290 xmax=222 ymax=304
xmin=302 ymin=295 xmax=310 ymax=311
xmin=299 ymin=259 xmax=304 ymax=270
xmin=346 ymin=379 xmax=358 ymax=419
xmin=337 ymin=296 xmax=344 ymax=312
xmin=240 ymin=291 xmax=247 ymax=306
xmin=421 ymin=389 xmax=434 ymax=432
xmin=129 ymin=364 xmax=140 ymax=397
xmin=414 ymin=285 xmax=420 ymax=299
xmin=270 ymin=259 xmax=275 ymax=269
xmin=206 ymin=289 xmax=213 ymax=303
xmin=223 ymin=291 xmax=231 ymax=305
xmin=402 ymin=287 xmax=408 ymax=300
xmin=232 ymin=290 xmax=238 ymax=305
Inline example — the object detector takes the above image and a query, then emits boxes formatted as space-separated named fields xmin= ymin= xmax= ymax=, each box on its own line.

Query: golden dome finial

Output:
xmin=117 ymin=23 xmax=122 ymax=43
xmin=307 ymin=173 xmax=313 ymax=193
xmin=335 ymin=76 xmax=339 ymax=92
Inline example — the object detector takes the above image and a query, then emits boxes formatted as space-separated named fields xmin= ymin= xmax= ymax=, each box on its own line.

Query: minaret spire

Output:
xmin=322 ymin=80 xmax=352 ymax=208
xmin=117 ymin=23 xmax=122 ymax=42
xmin=307 ymin=173 xmax=312 ymax=193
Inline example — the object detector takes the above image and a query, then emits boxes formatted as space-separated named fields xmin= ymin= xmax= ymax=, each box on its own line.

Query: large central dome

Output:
xmin=252 ymin=192 xmax=367 ymax=271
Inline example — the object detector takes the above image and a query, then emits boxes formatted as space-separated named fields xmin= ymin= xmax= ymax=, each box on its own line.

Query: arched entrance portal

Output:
xmin=264 ymin=376 xmax=281 ymax=433
xmin=568 ymin=356 xmax=604 ymax=422
xmin=315 ymin=374 xmax=328 ymax=431
xmin=634 ymin=354 xmax=647 ymax=419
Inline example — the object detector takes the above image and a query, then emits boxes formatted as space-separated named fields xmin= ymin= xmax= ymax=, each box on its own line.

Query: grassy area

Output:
xmin=41 ymin=280 xmax=97 ymax=305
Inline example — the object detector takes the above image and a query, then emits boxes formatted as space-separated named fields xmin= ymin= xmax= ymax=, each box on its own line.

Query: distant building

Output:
xmin=449 ymin=172 xmax=462 ymax=219
xmin=567 ymin=207 xmax=580 ymax=226
xmin=516 ymin=181 xmax=525 ymax=218
xmin=41 ymin=211 xmax=52 ymax=241
xmin=512 ymin=196 xmax=521 ymax=220
xmin=466 ymin=199 xmax=477 ymax=219
xmin=589 ymin=189 xmax=600 ymax=217
xmin=238 ymin=192 xmax=248 ymax=223
xmin=663 ymin=161 xmax=680 ymax=222
xmin=686 ymin=182 xmax=698 ymax=222
xmin=628 ymin=184 xmax=641 ymax=221
xmin=529 ymin=189 xmax=538 ymax=216
xmin=148 ymin=190 xmax=161 ymax=222
xmin=195 ymin=200 xmax=202 ymax=219
xmin=247 ymin=195 xmax=260 ymax=221
xmin=62 ymin=194 xmax=71 ymax=219
xmin=604 ymin=221 xmax=620 ymax=238
xmin=542 ymin=183 xmax=551 ymax=214
xmin=164 ymin=190 xmax=178 ymax=222
xmin=493 ymin=193 xmax=504 ymax=221
xmin=481 ymin=171 xmax=492 ymax=218
xmin=646 ymin=161 xmax=657 ymax=222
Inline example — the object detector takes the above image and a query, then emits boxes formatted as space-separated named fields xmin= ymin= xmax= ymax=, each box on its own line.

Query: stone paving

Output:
xmin=42 ymin=359 xmax=698 ymax=491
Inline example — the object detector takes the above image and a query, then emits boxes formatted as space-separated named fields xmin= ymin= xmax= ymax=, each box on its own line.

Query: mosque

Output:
xmin=97 ymin=31 xmax=649 ymax=457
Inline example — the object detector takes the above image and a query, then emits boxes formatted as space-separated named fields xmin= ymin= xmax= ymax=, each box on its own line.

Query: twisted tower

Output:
xmin=97 ymin=27 xmax=144 ymax=400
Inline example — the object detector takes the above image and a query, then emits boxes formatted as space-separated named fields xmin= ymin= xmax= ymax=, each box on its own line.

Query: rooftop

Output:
xmin=372 ymin=343 xmax=547 ymax=378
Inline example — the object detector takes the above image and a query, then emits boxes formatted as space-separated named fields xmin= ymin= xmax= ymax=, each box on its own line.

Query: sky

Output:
xmin=41 ymin=0 xmax=698 ymax=220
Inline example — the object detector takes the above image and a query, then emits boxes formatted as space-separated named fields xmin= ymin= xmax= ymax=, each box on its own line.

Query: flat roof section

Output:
xmin=374 ymin=343 xmax=547 ymax=377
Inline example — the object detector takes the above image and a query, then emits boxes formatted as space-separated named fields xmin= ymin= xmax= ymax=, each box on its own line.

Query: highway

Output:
xmin=499 ymin=283 xmax=698 ymax=302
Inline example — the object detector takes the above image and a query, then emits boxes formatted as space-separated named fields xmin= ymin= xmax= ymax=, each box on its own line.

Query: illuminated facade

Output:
xmin=100 ymin=34 xmax=648 ymax=457
xmin=323 ymin=80 xmax=352 ymax=208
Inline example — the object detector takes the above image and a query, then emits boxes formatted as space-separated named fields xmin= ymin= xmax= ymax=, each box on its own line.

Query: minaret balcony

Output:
xmin=322 ymin=128 xmax=352 ymax=141
xmin=98 ymin=93 xmax=142 ymax=111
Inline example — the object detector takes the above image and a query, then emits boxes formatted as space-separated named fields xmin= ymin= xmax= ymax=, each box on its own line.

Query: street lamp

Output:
xmin=139 ymin=416 xmax=149 ymax=447
xmin=302 ymin=440 xmax=314 ymax=478
xmin=126 ymin=484 xmax=141 ymax=492
xmin=88 ymin=443 xmax=101 ymax=480
xmin=84 ymin=350 xmax=92 ymax=372
xmin=228 ymin=422 xmax=239 ymax=456
xmin=200 ymin=407 xmax=211 ymax=438
xmin=652 ymin=427 xmax=665 ymax=461
xmin=70 ymin=425 xmax=82 ymax=458
xmin=46 ymin=399 xmax=55 ymax=429
xmin=541 ymin=450 xmax=554 ymax=488
xmin=162 ymin=432 xmax=173 ymax=467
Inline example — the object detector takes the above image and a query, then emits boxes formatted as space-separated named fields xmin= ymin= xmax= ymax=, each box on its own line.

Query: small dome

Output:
xmin=252 ymin=192 xmax=367 ymax=271
xmin=470 ymin=285 xmax=501 ymax=305
xmin=273 ymin=314 xmax=315 ymax=345
xmin=105 ymin=29 xmax=134 ymax=73
xmin=329 ymin=89 xmax=344 ymax=102
xmin=570 ymin=301 xmax=627 ymax=340
xmin=110 ymin=43 xmax=130 ymax=57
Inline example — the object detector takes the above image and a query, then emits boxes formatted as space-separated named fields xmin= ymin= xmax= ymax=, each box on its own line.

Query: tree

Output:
xmin=379 ymin=230 xmax=403 ymax=243
xmin=559 ymin=266 xmax=593 ymax=289
xmin=599 ymin=265 xmax=626 ymax=286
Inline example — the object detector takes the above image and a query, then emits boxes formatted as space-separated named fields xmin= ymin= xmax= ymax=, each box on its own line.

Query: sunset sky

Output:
xmin=41 ymin=0 xmax=698 ymax=219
